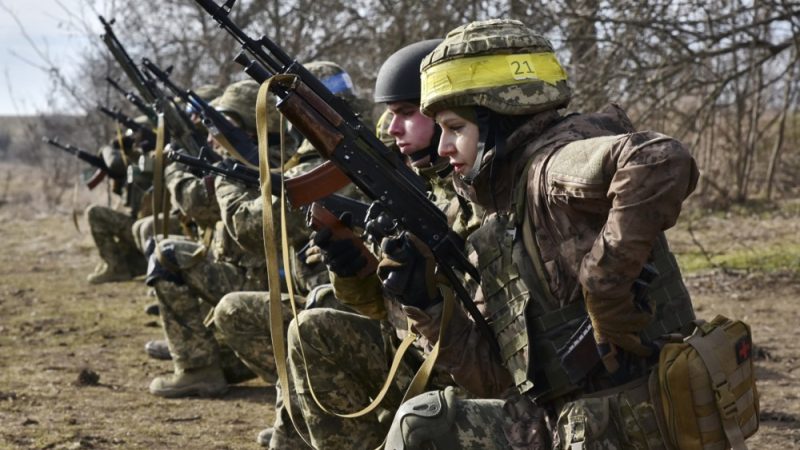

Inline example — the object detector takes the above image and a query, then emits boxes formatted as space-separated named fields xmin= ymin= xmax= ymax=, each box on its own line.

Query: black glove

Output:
xmin=377 ymin=232 xmax=441 ymax=308
xmin=311 ymin=212 xmax=368 ymax=278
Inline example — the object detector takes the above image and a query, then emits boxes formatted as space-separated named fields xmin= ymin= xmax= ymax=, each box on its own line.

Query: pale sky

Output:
xmin=0 ymin=0 xmax=99 ymax=116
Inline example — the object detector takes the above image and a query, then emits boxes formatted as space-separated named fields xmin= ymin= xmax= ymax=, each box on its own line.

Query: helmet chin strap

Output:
xmin=461 ymin=107 xmax=493 ymax=184
xmin=408 ymin=123 xmax=442 ymax=163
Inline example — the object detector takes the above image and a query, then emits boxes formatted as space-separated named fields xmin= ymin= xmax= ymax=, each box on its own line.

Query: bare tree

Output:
xmin=6 ymin=0 xmax=799 ymax=206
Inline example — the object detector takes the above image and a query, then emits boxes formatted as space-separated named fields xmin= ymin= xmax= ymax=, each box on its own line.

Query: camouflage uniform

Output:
xmin=148 ymin=80 xmax=276 ymax=394
xmin=283 ymin=47 xmax=489 ymax=450
xmin=149 ymin=162 xmax=267 ymax=377
xmin=385 ymin=20 xmax=698 ymax=450
xmin=131 ymin=212 xmax=184 ymax=255
xmin=86 ymin=143 xmax=148 ymax=283
xmin=214 ymin=138 xmax=361 ymax=448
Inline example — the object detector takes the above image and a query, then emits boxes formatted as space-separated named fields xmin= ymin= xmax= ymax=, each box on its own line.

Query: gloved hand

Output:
xmin=585 ymin=288 xmax=655 ymax=375
xmin=309 ymin=212 xmax=369 ymax=278
xmin=377 ymin=232 xmax=441 ymax=309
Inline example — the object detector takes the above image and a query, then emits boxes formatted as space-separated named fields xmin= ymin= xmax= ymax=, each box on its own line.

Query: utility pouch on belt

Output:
xmin=653 ymin=315 xmax=759 ymax=450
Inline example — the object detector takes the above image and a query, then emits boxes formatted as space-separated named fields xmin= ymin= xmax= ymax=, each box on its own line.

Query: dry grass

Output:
xmin=0 ymin=162 xmax=797 ymax=448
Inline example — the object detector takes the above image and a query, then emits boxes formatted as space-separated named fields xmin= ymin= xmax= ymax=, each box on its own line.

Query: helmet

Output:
xmin=194 ymin=84 xmax=224 ymax=102
xmin=420 ymin=19 xmax=570 ymax=117
xmin=306 ymin=61 xmax=356 ymax=99
xmin=374 ymin=39 xmax=443 ymax=103
xmin=210 ymin=79 xmax=267 ymax=133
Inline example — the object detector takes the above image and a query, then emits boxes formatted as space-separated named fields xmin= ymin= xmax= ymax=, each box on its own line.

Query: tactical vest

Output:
xmin=467 ymin=141 xmax=695 ymax=404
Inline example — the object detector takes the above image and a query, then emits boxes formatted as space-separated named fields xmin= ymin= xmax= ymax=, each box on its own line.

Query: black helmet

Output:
xmin=374 ymin=39 xmax=443 ymax=104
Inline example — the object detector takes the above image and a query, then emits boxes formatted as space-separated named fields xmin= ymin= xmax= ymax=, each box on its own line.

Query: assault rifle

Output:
xmin=141 ymin=58 xmax=260 ymax=167
xmin=97 ymin=105 xmax=157 ymax=144
xmin=105 ymin=77 xmax=157 ymax=124
xmin=194 ymin=0 xmax=497 ymax=354
xmin=167 ymin=149 xmax=259 ymax=187
xmin=166 ymin=149 xmax=370 ymax=226
xmin=43 ymin=137 xmax=122 ymax=190
xmin=99 ymin=15 xmax=205 ymax=156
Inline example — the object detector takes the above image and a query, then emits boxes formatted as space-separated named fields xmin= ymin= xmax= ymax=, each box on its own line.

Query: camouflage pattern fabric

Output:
xmin=213 ymin=291 xmax=296 ymax=384
xmin=131 ymin=212 xmax=184 ymax=254
xmin=555 ymin=375 xmax=666 ymax=450
xmin=396 ymin=104 xmax=697 ymax=448
xmin=387 ymin=379 xmax=663 ymax=450
xmin=194 ymin=84 xmax=223 ymax=102
xmin=155 ymin=279 xmax=218 ymax=371
xmin=288 ymin=308 xmax=418 ymax=449
xmin=165 ymin=163 xmax=220 ymax=230
xmin=384 ymin=388 xmax=512 ymax=450
xmin=213 ymin=291 xmax=311 ymax=449
xmin=210 ymin=79 xmax=261 ymax=133
xmin=154 ymin=237 xmax=266 ymax=371
xmin=85 ymin=205 xmax=144 ymax=277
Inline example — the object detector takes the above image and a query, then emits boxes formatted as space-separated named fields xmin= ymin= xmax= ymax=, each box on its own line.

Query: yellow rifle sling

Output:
xmin=152 ymin=113 xmax=168 ymax=240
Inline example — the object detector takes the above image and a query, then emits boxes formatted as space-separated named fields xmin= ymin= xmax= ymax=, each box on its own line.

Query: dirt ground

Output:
xmin=1 ymin=162 xmax=798 ymax=449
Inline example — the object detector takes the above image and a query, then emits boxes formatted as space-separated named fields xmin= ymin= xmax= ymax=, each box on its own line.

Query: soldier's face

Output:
xmin=436 ymin=110 xmax=479 ymax=176
xmin=386 ymin=102 xmax=435 ymax=167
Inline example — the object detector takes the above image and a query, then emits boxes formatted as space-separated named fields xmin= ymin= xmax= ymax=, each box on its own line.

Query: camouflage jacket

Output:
xmin=404 ymin=104 xmax=699 ymax=398
xmin=214 ymin=141 xmax=335 ymax=295
xmin=165 ymin=162 xmax=220 ymax=230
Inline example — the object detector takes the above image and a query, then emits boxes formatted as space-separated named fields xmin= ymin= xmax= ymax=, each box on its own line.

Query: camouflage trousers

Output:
xmin=131 ymin=213 xmax=184 ymax=254
xmin=386 ymin=373 xmax=665 ymax=450
xmin=86 ymin=205 xmax=144 ymax=276
xmin=214 ymin=291 xmax=311 ymax=449
xmin=287 ymin=308 xmax=427 ymax=450
xmin=154 ymin=237 xmax=265 ymax=373
xmin=384 ymin=387 xmax=510 ymax=450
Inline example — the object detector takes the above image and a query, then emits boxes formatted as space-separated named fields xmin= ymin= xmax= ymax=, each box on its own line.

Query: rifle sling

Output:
xmin=152 ymin=114 xmax=168 ymax=240
xmin=214 ymin=131 xmax=259 ymax=171
xmin=257 ymin=78 xmax=446 ymax=439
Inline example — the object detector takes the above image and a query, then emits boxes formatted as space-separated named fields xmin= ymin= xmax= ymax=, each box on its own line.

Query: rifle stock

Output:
xmin=86 ymin=169 xmax=107 ymax=190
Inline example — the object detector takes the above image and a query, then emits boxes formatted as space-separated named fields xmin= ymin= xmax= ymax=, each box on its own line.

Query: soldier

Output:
xmin=132 ymin=83 xmax=224 ymax=261
xmin=85 ymin=136 xmax=149 ymax=284
xmin=211 ymin=61 xmax=364 ymax=449
xmin=380 ymin=19 xmax=699 ymax=449
xmin=284 ymin=41 xmax=486 ymax=450
xmin=146 ymin=79 xmax=279 ymax=398
xmin=133 ymin=84 xmax=223 ymax=333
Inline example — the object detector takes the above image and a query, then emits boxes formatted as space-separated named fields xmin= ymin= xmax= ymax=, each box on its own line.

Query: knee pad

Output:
xmin=145 ymin=243 xmax=184 ymax=286
xmin=385 ymin=387 xmax=458 ymax=450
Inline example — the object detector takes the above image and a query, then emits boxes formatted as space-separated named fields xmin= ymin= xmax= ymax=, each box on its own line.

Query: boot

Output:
xmin=87 ymin=261 xmax=132 ymax=284
xmin=145 ymin=340 xmax=171 ymax=360
xmin=148 ymin=365 xmax=228 ymax=398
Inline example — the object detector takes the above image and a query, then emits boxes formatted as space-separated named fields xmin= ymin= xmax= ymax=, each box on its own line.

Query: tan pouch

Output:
xmin=655 ymin=315 xmax=759 ymax=450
